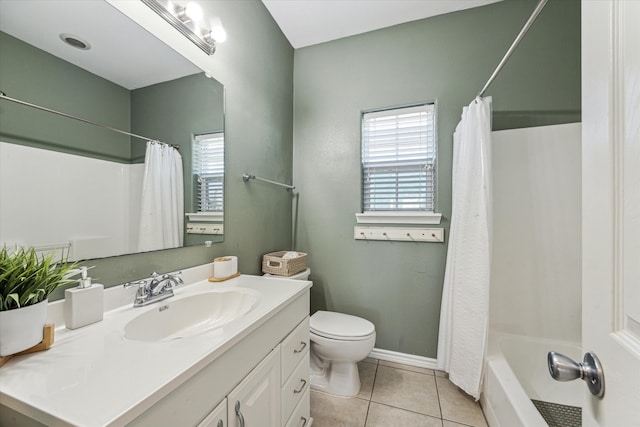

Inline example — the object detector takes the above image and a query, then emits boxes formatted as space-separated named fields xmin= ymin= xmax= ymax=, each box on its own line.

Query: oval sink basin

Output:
xmin=124 ymin=291 xmax=258 ymax=342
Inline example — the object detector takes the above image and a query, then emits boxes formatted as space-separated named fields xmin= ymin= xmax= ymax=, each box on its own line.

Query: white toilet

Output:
xmin=309 ymin=310 xmax=376 ymax=397
xmin=264 ymin=268 xmax=376 ymax=397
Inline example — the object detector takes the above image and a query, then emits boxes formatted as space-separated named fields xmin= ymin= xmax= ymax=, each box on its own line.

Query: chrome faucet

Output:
xmin=125 ymin=271 xmax=183 ymax=307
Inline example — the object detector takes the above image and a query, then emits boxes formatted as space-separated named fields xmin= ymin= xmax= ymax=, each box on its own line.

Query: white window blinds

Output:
xmin=361 ymin=103 xmax=436 ymax=212
xmin=193 ymin=132 xmax=224 ymax=212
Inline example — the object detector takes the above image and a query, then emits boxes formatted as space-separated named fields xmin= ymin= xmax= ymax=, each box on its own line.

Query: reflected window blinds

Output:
xmin=193 ymin=132 xmax=224 ymax=212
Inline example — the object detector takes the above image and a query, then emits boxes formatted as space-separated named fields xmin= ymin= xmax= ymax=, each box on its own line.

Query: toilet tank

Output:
xmin=263 ymin=268 xmax=311 ymax=280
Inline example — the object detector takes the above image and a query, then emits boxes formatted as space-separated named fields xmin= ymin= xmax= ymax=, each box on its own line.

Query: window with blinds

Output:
xmin=192 ymin=132 xmax=224 ymax=212
xmin=361 ymin=103 xmax=436 ymax=212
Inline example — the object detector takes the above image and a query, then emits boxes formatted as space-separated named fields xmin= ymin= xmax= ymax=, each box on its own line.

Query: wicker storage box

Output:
xmin=262 ymin=251 xmax=308 ymax=276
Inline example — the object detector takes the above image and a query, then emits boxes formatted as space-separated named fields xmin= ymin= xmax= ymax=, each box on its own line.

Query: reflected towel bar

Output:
xmin=242 ymin=173 xmax=295 ymax=190
xmin=0 ymin=91 xmax=178 ymax=150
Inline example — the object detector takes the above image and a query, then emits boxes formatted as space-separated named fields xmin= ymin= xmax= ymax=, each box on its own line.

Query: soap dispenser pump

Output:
xmin=64 ymin=266 xmax=104 ymax=330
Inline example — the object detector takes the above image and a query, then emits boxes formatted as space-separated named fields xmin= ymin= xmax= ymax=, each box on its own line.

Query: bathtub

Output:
xmin=481 ymin=333 xmax=582 ymax=427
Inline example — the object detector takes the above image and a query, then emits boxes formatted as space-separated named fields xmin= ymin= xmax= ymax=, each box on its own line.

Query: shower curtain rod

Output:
xmin=0 ymin=91 xmax=179 ymax=150
xmin=477 ymin=0 xmax=548 ymax=97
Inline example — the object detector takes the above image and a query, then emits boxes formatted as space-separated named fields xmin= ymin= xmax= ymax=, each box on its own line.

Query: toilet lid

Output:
xmin=310 ymin=311 xmax=375 ymax=340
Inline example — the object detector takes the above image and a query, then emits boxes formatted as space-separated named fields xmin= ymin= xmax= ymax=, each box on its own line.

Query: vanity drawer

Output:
xmin=281 ymin=316 xmax=310 ymax=384
xmin=197 ymin=398 xmax=227 ymax=427
xmin=285 ymin=388 xmax=310 ymax=427
xmin=282 ymin=354 xmax=310 ymax=424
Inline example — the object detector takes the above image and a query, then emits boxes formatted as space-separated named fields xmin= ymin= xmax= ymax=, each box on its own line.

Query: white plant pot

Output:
xmin=0 ymin=299 xmax=48 ymax=356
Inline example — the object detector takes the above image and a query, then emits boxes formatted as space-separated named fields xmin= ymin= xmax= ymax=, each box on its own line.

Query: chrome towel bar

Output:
xmin=242 ymin=173 xmax=295 ymax=190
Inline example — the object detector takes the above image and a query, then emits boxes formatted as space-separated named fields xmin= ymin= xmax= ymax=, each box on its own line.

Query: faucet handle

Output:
xmin=124 ymin=279 xmax=147 ymax=288
xmin=163 ymin=271 xmax=184 ymax=285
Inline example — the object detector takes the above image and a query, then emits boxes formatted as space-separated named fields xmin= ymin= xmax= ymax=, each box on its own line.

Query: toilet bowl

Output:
xmin=309 ymin=310 xmax=376 ymax=397
xmin=263 ymin=268 xmax=376 ymax=397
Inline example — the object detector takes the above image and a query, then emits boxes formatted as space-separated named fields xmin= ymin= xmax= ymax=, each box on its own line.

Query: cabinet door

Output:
xmin=198 ymin=398 xmax=227 ymax=427
xmin=228 ymin=347 xmax=281 ymax=427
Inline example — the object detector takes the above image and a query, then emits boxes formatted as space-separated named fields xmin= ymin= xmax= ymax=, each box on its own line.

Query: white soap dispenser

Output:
xmin=64 ymin=266 xmax=104 ymax=330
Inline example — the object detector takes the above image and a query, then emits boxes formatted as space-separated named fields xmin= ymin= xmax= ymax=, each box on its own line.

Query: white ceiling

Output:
xmin=0 ymin=0 xmax=201 ymax=90
xmin=261 ymin=0 xmax=503 ymax=49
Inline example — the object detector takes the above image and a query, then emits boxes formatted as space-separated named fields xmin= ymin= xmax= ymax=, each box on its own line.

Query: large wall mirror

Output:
xmin=0 ymin=0 xmax=225 ymax=261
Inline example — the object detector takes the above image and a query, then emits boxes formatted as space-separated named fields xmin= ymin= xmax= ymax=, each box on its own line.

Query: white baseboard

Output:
xmin=368 ymin=348 xmax=439 ymax=370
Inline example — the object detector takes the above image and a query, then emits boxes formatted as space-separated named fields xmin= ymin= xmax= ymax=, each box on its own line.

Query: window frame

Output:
xmin=357 ymin=101 xmax=441 ymax=225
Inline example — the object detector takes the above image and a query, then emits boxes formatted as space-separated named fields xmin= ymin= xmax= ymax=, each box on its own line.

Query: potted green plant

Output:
xmin=0 ymin=247 xmax=77 ymax=356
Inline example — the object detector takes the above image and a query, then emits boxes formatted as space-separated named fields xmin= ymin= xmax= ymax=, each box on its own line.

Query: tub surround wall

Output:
xmin=293 ymin=0 xmax=581 ymax=357
xmin=491 ymin=123 xmax=581 ymax=343
xmin=0 ymin=143 xmax=143 ymax=260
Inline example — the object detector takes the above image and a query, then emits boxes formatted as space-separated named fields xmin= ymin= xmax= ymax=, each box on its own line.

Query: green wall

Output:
xmin=293 ymin=0 xmax=580 ymax=357
xmin=0 ymin=31 xmax=132 ymax=162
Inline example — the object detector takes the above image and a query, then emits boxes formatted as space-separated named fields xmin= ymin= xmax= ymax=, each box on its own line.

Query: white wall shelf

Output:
xmin=354 ymin=226 xmax=444 ymax=242
xmin=355 ymin=212 xmax=442 ymax=225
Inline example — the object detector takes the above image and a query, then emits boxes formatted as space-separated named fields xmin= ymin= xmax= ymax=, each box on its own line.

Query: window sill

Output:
xmin=355 ymin=212 xmax=442 ymax=225
xmin=185 ymin=212 xmax=224 ymax=222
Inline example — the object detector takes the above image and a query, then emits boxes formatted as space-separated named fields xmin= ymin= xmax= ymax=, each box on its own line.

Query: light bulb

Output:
xmin=183 ymin=2 xmax=203 ymax=22
xmin=210 ymin=17 xmax=226 ymax=43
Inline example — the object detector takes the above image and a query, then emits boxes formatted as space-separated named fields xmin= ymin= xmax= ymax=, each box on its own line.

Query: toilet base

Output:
xmin=310 ymin=359 xmax=361 ymax=397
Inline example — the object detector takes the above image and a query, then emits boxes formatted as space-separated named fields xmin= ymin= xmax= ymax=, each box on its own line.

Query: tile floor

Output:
xmin=310 ymin=358 xmax=488 ymax=427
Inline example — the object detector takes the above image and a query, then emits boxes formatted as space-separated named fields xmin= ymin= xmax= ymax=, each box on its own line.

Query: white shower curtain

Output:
xmin=437 ymin=96 xmax=493 ymax=400
xmin=137 ymin=141 xmax=184 ymax=252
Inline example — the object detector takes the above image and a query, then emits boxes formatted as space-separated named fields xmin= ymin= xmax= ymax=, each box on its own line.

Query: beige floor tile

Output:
xmin=371 ymin=365 xmax=441 ymax=418
xmin=365 ymin=402 xmax=443 ymax=427
xmin=379 ymin=360 xmax=435 ymax=376
xmin=310 ymin=391 xmax=369 ymax=427
xmin=442 ymin=421 xmax=473 ymax=427
xmin=435 ymin=370 xmax=448 ymax=378
xmin=436 ymin=377 xmax=487 ymax=427
xmin=362 ymin=357 xmax=379 ymax=365
xmin=357 ymin=361 xmax=377 ymax=400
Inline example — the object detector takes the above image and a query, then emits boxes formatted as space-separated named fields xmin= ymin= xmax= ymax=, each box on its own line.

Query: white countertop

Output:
xmin=0 ymin=264 xmax=311 ymax=426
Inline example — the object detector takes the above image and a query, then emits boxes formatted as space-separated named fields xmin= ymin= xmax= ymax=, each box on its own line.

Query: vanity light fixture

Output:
xmin=141 ymin=0 xmax=224 ymax=56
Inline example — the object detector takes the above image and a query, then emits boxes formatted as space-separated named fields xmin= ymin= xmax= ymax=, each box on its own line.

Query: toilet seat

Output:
xmin=310 ymin=311 xmax=375 ymax=341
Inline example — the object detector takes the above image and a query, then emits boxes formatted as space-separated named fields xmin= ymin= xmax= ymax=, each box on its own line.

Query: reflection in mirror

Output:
xmin=0 ymin=0 xmax=224 ymax=261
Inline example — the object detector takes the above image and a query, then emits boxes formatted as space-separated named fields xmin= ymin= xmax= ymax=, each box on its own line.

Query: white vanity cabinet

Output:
xmin=202 ymin=318 xmax=311 ymax=427
xmin=0 ymin=274 xmax=312 ymax=427
xmin=128 ymin=290 xmax=310 ymax=427
xmin=208 ymin=317 xmax=311 ymax=427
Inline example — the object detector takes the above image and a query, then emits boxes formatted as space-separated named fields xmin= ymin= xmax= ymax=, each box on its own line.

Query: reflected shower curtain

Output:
xmin=437 ymin=97 xmax=492 ymax=400
xmin=137 ymin=141 xmax=184 ymax=252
